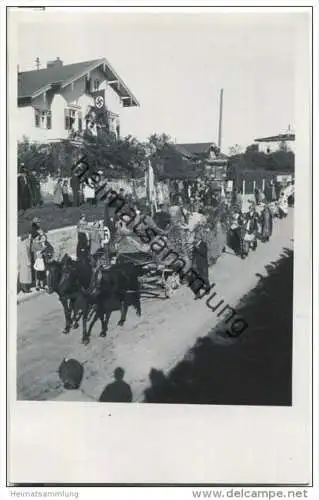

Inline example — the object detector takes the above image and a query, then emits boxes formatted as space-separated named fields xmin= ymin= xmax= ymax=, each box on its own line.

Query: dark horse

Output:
xmin=46 ymin=254 xmax=93 ymax=338
xmin=47 ymin=254 xmax=142 ymax=345
xmin=85 ymin=262 xmax=142 ymax=344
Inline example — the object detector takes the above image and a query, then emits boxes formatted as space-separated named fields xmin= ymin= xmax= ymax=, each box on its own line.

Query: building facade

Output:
xmin=254 ymin=132 xmax=295 ymax=154
xmin=17 ymin=57 xmax=139 ymax=143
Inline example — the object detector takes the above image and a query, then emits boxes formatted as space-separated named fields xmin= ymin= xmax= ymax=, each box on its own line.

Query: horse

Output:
xmin=46 ymin=254 xmax=93 ymax=336
xmin=82 ymin=261 xmax=142 ymax=344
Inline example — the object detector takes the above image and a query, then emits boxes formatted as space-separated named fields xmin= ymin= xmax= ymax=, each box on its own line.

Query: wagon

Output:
xmin=114 ymin=233 xmax=181 ymax=299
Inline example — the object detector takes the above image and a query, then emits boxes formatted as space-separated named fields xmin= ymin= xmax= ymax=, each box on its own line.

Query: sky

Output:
xmin=14 ymin=9 xmax=302 ymax=153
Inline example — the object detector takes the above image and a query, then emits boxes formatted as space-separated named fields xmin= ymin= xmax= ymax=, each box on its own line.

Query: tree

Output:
xmin=17 ymin=136 xmax=51 ymax=176
xmin=147 ymin=133 xmax=172 ymax=152
xmin=245 ymin=144 xmax=259 ymax=154
xmin=229 ymin=144 xmax=243 ymax=156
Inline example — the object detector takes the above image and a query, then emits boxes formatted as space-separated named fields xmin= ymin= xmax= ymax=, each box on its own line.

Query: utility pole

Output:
xmin=217 ymin=88 xmax=224 ymax=151
xmin=35 ymin=57 xmax=40 ymax=70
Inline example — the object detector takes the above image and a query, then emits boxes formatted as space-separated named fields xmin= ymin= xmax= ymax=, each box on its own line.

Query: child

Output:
xmin=33 ymin=229 xmax=47 ymax=290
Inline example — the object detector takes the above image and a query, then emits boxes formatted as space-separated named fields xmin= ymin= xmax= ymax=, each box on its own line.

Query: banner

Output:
xmin=92 ymin=90 xmax=106 ymax=111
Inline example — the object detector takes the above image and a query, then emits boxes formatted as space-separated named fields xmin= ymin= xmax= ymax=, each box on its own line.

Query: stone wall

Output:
xmin=17 ymin=225 xmax=77 ymax=282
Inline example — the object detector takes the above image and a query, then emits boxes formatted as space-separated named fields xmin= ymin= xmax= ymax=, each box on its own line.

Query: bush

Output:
xmin=229 ymin=148 xmax=294 ymax=174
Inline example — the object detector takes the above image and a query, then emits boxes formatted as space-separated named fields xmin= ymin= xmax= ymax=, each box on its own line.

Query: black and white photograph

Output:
xmin=6 ymin=5 xmax=313 ymax=486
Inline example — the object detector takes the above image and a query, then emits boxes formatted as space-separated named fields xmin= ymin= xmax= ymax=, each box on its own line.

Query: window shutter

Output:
xmin=85 ymin=77 xmax=91 ymax=93
xmin=35 ymin=110 xmax=40 ymax=127
xmin=46 ymin=111 xmax=52 ymax=129
xmin=64 ymin=109 xmax=70 ymax=130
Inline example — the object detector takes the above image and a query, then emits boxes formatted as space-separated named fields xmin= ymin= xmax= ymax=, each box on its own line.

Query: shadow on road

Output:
xmin=143 ymin=248 xmax=293 ymax=406
xmin=99 ymin=367 xmax=133 ymax=403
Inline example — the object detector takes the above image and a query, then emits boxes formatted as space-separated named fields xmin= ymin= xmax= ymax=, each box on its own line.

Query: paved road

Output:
xmin=17 ymin=210 xmax=293 ymax=401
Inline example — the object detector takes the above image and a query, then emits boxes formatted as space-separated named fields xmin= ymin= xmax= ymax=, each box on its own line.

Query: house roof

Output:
xmin=254 ymin=133 xmax=295 ymax=143
xmin=175 ymin=142 xmax=228 ymax=159
xmin=18 ymin=58 xmax=139 ymax=107
xmin=175 ymin=142 xmax=214 ymax=156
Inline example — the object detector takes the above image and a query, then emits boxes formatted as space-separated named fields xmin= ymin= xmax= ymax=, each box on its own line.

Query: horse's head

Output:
xmin=46 ymin=260 xmax=62 ymax=294
xmin=58 ymin=256 xmax=79 ymax=296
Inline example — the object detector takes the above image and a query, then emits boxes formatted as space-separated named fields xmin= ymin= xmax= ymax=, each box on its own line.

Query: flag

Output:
xmin=145 ymin=160 xmax=157 ymax=212
xmin=92 ymin=90 xmax=106 ymax=111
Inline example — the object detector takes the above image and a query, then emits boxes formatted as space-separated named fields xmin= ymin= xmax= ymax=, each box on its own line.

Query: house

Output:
xmin=17 ymin=57 xmax=139 ymax=143
xmin=175 ymin=142 xmax=228 ymax=181
xmin=254 ymin=131 xmax=295 ymax=154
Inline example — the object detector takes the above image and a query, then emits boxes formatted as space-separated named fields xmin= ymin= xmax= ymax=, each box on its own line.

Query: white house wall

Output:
xmin=17 ymin=106 xmax=35 ymax=142
xmin=18 ymin=66 xmax=125 ymax=143
xmin=256 ymin=141 xmax=295 ymax=154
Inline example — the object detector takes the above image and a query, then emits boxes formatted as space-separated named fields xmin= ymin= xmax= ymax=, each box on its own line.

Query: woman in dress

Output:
xmin=190 ymin=224 xmax=209 ymax=299
xmin=54 ymin=178 xmax=63 ymax=208
xmin=62 ymin=180 xmax=70 ymax=207
xmin=278 ymin=192 xmax=289 ymax=218
xmin=18 ymin=233 xmax=32 ymax=293
xmin=260 ymin=204 xmax=273 ymax=242
xmin=33 ymin=230 xmax=47 ymax=290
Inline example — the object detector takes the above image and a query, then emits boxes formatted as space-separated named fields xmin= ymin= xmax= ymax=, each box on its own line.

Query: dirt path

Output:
xmin=17 ymin=210 xmax=293 ymax=401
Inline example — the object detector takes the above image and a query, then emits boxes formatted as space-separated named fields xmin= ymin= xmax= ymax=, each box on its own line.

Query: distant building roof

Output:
xmin=175 ymin=142 xmax=214 ymax=156
xmin=18 ymin=57 xmax=139 ymax=107
xmin=255 ymin=133 xmax=295 ymax=143
xmin=175 ymin=142 xmax=228 ymax=159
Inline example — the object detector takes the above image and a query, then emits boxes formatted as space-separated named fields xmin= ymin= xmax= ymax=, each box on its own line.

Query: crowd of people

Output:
xmin=18 ymin=217 xmax=54 ymax=293
xmin=17 ymin=175 xmax=294 ymax=403
xmin=18 ymin=165 xmax=43 ymax=211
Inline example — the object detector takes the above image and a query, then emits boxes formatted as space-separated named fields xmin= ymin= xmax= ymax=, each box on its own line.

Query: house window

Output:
xmin=85 ymin=77 xmax=91 ymax=93
xmin=64 ymin=108 xmax=76 ymax=130
xmin=35 ymin=109 xmax=51 ymax=129
xmin=93 ymin=79 xmax=100 ymax=91
xmin=35 ymin=110 xmax=40 ymax=127
xmin=46 ymin=111 xmax=52 ymax=129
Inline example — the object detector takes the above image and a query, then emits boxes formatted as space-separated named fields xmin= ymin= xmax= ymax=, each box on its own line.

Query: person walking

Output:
xmin=33 ymin=230 xmax=47 ymax=290
xmin=83 ymin=182 xmax=96 ymax=205
xmin=29 ymin=217 xmax=41 ymax=284
xmin=278 ymin=192 xmax=289 ymax=218
xmin=191 ymin=225 xmax=210 ymax=299
xmin=155 ymin=203 xmax=171 ymax=231
xmin=70 ymin=172 xmax=80 ymax=207
xmin=62 ymin=180 xmax=70 ymax=207
xmin=53 ymin=178 xmax=63 ymax=208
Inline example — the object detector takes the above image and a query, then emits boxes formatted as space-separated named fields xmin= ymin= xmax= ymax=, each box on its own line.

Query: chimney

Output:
xmin=46 ymin=57 xmax=63 ymax=69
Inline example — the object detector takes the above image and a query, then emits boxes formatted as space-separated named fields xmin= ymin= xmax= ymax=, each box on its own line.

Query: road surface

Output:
xmin=17 ymin=210 xmax=293 ymax=401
